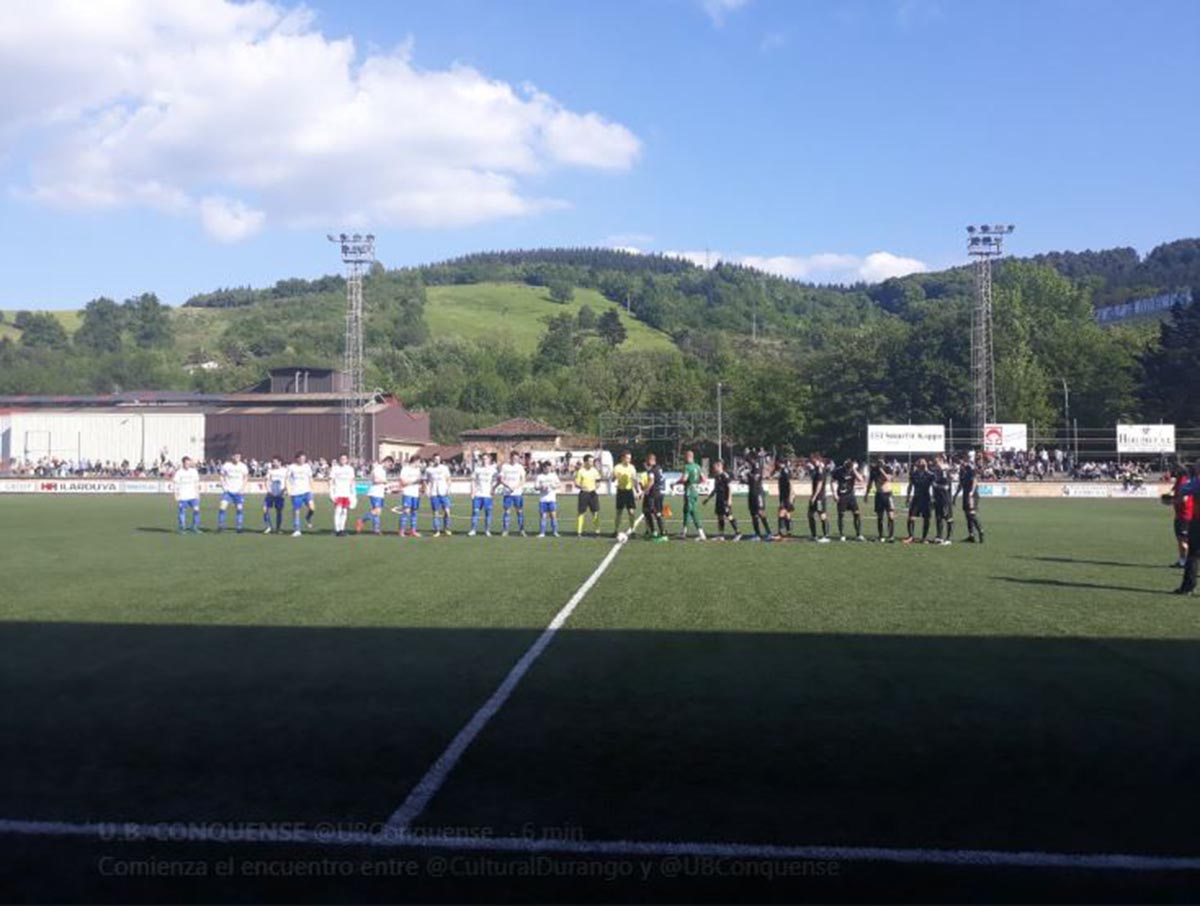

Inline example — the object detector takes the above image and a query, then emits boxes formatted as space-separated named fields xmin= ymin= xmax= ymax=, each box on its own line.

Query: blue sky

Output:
xmin=0 ymin=0 xmax=1196 ymax=308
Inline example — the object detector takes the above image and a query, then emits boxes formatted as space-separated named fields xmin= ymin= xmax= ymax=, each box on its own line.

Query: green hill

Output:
xmin=425 ymin=282 xmax=672 ymax=354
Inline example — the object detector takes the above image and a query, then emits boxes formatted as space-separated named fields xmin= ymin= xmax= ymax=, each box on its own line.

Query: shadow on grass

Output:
xmin=1016 ymin=555 xmax=1166 ymax=570
xmin=3 ymin=621 xmax=1200 ymax=903
xmin=993 ymin=576 xmax=1171 ymax=595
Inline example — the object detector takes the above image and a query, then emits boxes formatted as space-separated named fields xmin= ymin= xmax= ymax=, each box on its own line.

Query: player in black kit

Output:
xmin=806 ymin=453 xmax=832 ymax=542
xmin=952 ymin=455 xmax=984 ymax=543
xmin=775 ymin=457 xmax=795 ymax=537
xmin=703 ymin=460 xmax=741 ymax=541
xmin=931 ymin=454 xmax=955 ymax=545
xmin=641 ymin=453 xmax=667 ymax=540
xmin=904 ymin=458 xmax=935 ymax=543
xmin=831 ymin=459 xmax=864 ymax=541
xmin=864 ymin=458 xmax=896 ymax=542
xmin=741 ymin=457 xmax=773 ymax=540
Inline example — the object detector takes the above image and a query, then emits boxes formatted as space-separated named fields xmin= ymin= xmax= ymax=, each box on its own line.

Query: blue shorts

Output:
xmin=539 ymin=501 xmax=557 ymax=514
xmin=403 ymin=495 xmax=420 ymax=510
xmin=222 ymin=491 xmax=245 ymax=506
xmin=177 ymin=499 xmax=200 ymax=510
xmin=291 ymin=492 xmax=313 ymax=509
xmin=369 ymin=496 xmax=385 ymax=509
xmin=431 ymin=495 xmax=450 ymax=511
xmin=473 ymin=497 xmax=493 ymax=513
xmin=503 ymin=494 xmax=523 ymax=509
xmin=264 ymin=494 xmax=284 ymax=509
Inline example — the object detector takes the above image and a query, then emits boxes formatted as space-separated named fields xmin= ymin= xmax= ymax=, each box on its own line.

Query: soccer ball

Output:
xmin=616 ymin=531 xmax=629 ymax=543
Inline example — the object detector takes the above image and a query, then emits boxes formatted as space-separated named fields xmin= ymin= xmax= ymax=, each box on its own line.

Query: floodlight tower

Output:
xmin=965 ymin=224 xmax=1014 ymax=442
xmin=327 ymin=232 xmax=375 ymax=462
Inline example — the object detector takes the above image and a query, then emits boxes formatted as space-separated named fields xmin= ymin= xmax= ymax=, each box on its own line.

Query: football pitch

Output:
xmin=2 ymin=495 xmax=1198 ymax=902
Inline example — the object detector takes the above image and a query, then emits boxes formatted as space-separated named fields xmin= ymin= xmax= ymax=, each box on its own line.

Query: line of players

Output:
xmin=170 ymin=447 xmax=983 ymax=545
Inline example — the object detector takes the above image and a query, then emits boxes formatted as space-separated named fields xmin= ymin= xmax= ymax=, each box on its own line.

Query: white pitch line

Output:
xmin=384 ymin=522 xmax=638 ymax=832
xmin=2 ymin=818 xmax=1200 ymax=872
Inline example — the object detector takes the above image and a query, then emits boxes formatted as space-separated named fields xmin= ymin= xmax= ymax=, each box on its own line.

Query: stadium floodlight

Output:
xmin=965 ymin=223 xmax=1016 ymax=445
xmin=328 ymin=231 xmax=377 ymax=462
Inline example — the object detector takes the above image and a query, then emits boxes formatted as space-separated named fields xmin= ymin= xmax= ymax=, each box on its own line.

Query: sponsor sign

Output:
xmin=1116 ymin=424 xmax=1175 ymax=454
xmin=1061 ymin=484 xmax=1114 ymax=498
xmin=32 ymin=480 xmax=122 ymax=493
xmin=976 ymin=483 xmax=1010 ymax=497
xmin=123 ymin=481 xmax=166 ymax=494
xmin=983 ymin=423 xmax=1028 ymax=452
xmin=0 ymin=481 xmax=37 ymax=493
xmin=867 ymin=424 xmax=945 ymax=454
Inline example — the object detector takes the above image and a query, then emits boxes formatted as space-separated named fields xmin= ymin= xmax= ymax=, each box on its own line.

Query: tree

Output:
xmin=597 ymin=309 xmax=627 ymax=347
xmin=124 ymin=293 xmax=174 ymax=349
xmin=576 ymin=305 xmax=597 ymax=330
xmin=548 ymin=280 xmax=574 ymax=304
xmin=535 ymin=313 xmax=580 ymax=370
xmin=1139 ymin=293 xmax=1200 ymax=425
xmin=75 ymin=297 xmax=126 ymax=354
xmin=19 ymin=313 xmax=69 ymax=350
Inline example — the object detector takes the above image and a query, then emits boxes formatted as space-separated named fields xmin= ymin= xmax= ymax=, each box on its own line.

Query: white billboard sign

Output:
xmin=983 ymin=423 xmax=1028 ymax=452
xmin=867 ymin=424 xmax=945 ymax=454
xmin=1116 ymin=424 xmax=1175 ymax=454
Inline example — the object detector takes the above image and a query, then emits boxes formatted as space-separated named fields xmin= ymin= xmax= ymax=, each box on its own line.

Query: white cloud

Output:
xmin=699 ymin=0 xmax=750 ymax=27
xmin=664 ymin=249 xmax=927 ymax=284
xmin=0 ymin=0 xmax=640 ymax=240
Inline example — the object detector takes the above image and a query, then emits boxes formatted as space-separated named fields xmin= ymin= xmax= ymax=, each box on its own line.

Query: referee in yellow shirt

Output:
xmin=574 ymin=454 xmax=602 ymax=536
xmin=612 ymin=450 xmax=640 ymax=537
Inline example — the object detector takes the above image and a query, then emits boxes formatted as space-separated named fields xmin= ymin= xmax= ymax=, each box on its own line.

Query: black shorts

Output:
xmin=643 ymin=493 xmax=662 ymax=516
xmin=778 ymin=499 xmax=795 ymax=513
xmin=962 ymin=494 xmax=978 ymax=515
xmin=1177 ymin=518 xmax=1192 ymax=541
xmin=910 ymin=497 xmax=931 ymax=518
xmin=874 ymin=492 xmax=894 ymax=514
xmin=577 ymin=490 xmax=600 ymax=514
xmin=616 ymin=488 xmax=636 ymax=511
xmin=837 ymin=494 xmax=858 ymax=514
xmin=748 ymin=493 xmax=765 ymax=515
xmin=934 ymin=493 xmax=953 ymax=519
xmin=807 ymin=495 xmax=826 ymax=515
xmin=715 ymin=501 xmax=732 ymax=517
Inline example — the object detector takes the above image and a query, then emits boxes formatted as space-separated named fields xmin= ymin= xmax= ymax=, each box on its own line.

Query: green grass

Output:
xmin=425 ymin=282 xmax=674 ymax=353
xmin=2 ymin=495 xmax=1198 ymax=902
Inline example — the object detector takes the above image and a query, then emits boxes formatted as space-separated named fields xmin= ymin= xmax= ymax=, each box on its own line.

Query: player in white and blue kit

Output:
xmin=468 ymin=453 xmax=498 ymax=536
xmin=173 ymin=456 xmax=202 ymax=533
xmin=358 ymin=457 xmax=392 ymax=535
xmin=262 ymin=455 xmax=287 ymax=533
xmin=498 ymin=451 xmax=527 ymax=536
xmin=425 ymin=454 xmax=453 ymax=537
xmin=216 ymin=452 xmax=249 ymax=533
xmin=286 ymin=451 xmax=316 ymax=537
xmin=534 ymin=461 xmax=561 ymax=538
xmin=397 ymin=454 xmax=424 ymax=537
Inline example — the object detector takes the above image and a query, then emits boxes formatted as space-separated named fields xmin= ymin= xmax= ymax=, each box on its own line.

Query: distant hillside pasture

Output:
xmin=425 ymin=282 xmax=674 ymax=353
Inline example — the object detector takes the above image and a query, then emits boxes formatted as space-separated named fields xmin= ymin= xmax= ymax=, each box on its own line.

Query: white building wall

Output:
xmin=0 ymin=413 xmax=10 ymax=465
xmin=7 ymin=412 xmax=205 ymax=466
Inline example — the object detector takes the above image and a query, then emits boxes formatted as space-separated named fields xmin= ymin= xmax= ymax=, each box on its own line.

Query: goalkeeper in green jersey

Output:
xmin=675 ymin=449 xmax=707 ymax=541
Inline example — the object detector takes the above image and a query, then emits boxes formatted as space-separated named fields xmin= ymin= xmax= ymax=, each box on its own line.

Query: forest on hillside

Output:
xmin=1 ymin=240 xmax=1198 ymax=453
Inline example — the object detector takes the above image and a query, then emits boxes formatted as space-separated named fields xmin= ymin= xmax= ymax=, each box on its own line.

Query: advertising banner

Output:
xmin=867 ymin=424 xmax=945 ymax=454
xmin=982 ymin=423 xmax=1028 ymax=452
xmin=1116 ymin=424 xmax=1175 ymax=454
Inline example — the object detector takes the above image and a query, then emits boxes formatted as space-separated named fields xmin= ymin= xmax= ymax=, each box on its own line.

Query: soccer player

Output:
xmin=903 ymin=458 xmax=935 ymax=544
xmin=329 ymin=453 xmax=357 ymax=537
xmin=497 ymin=451 xmax=528 ymax=536
xmin=357 ymin=457 xmax=392 ymax=535
xmin=173 ymin=456 xmax=202 ymax=533
xmin=703 ymin=459 xmax=740 ymax=540
xmin=612 ymin=450 xmax=639 ymax=537
xmin=286 ymin=451 xmax=316 ymax=537
xmin=832 ymin=459 xmax=864 ymax=541
xmin=742 ymin=457 xmax=773 ymax=540
xmin=641 ymin=453 xmax=667 ymax=541
xmin=931 ymin=454 xmax=955 ymax=545
xmin=806 ymin=453 xmax=832 ymax=542
xmin=574 ymin=454 xmax=602 ymax=537
xmin=864 ymin=458 xmax=896 ymax=542
xmin=534 ymin=461 xmax=561 ymax=537
xmin=1168 ymin=466 xmax=1194 ymax=568
xmin=675 ymin=449 xmax=706 ymax=540
xmin=425 ymin=453 xmax=453 ymax=537
xmin=468 ymin=452 xmax=498 ymax=536
xmin=1174 ymin=464 xmax=1199 ymax=595
xmin=775 ymin=456 xmax=795 ymax=538
xmin=262 ymin=455 xmax=287 ymax=534
xmin=398 ymin=454 xmax=424 ymax=536
xmin=953 ymin=454 xmax=984 ymax=544
xmin=215 ymin=452 xmax=249 ymax=533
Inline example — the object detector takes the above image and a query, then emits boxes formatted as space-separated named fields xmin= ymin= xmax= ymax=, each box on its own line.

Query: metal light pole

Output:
xmin=965 ymin=224 xmax=1015 ymax=445
xmin=327 ymin=232 xmax=375 ymax=462
xmin=716 ymin=381 xmax=723 ymax=464
xmin=1060 ymin=377 xmax=1070 ymax=447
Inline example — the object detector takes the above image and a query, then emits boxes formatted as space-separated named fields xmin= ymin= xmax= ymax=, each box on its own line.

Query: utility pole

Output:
xmin=327 ymin=232 xmax=375 ymax=462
